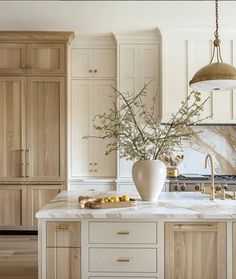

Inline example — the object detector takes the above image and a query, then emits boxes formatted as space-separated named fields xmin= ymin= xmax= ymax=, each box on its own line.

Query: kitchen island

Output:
xmin=37 ymin=191 xmax=236 ymax=279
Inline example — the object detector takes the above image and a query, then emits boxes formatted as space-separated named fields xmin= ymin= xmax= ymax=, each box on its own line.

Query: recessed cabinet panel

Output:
xmin=71 ymin=80 xmax=92 ymax=177
xmin=165 ymin=223 xmax=227 ymax=279
xmin=0 ymin=185 xmax=27 ymax=228
xmin=0 ymin=77 xmax=26 ymax=180
xmin=27 ymin=44 xmax=65 ymax=74
xmin=28 ymin=185 xmax=62 ymax=229
xmin=0 ymin=43 xmax=26 ymax=74
xmin=93 ymin=49 xmax=116 ymax=78
xmin=46 ymin=247 xmax=80 ymax=279
xmin=93 ymin=80 xmax=116 ymax=177
xmin=27 ymin=77 xmax=65 ymax=181
xmin=47 ymin=221 xmax=81 ymax=247
xmin=71 ymin=49 xmax=93 ymax=78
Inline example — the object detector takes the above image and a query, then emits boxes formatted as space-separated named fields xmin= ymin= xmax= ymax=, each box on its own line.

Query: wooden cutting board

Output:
xmin=78 ymin=196 xmax=137 ymax=209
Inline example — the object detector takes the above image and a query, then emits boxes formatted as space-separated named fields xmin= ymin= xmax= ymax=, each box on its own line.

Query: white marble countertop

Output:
xmin=36 ymin=191 xmax=236 ymax=220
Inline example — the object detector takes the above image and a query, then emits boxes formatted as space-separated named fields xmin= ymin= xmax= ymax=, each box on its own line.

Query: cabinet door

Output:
xmin=71 ymin=80 xmax=93 ymax=177
xmin=165 ymin=223 xmax=227 ymax=279
xmin=0 ymin=43 xmax=26 ymax=74
xmin=47 ymin=247 xmax=80 ymax=279
xmin=119 ymin=45 xmax=139 ymax=95
xmin=27 ymin=44 xmax=65 ymax=74
xmin=0 ymin=77 xmax=26 ymax=181
xmin=0 ymin=185 xmax=27 ymax=229
xmin=93 ymin=80 xmax=116 ymax=177
xmin=28 ymin=185 xmax=62 ymax=229
xmin=93 ymin=49 xmax=116 ymax=78
xmin=71 ymin=48 xmax=93 ymax=78
xmin=26 ymin=77 xmax=65 ymax=181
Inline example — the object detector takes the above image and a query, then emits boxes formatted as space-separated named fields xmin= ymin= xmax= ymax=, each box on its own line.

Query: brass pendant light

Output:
xmin=189 ymin=0 xmax=236 ymax=91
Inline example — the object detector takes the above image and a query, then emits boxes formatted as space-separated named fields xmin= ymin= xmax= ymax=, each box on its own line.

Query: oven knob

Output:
xmin=195 ymin=184 xmax=200 ymax=191
xmin=174 ymin=183 xmax=179 ymax=191
xmin=181 ymin=183 xmax=186 ymax=191
xmin=222 ymin=184 xmax=228 ymax=191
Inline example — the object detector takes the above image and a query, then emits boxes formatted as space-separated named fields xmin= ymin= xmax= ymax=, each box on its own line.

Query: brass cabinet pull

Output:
xmin=57 ymin=224 xmax=69 ymax=230
xmin=117 ymin=258 xmax=130 ymax=263
xmin=20 ymin=149 xmax=25 ymax=177
xmin=25 ymin=149 xmax=30 ymax=177
xmin=174 ymin=223 xmax=217 ymax=231
xmin=116 ymin=231 xmax=130 ymax=235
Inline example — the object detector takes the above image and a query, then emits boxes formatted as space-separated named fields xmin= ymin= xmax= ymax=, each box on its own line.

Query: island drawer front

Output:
xmin=89 ymin=248 xmax=157 ymax=273
xmin=89 ymin=221 xmax=157 ymax=244
xmin=46 ymin=221 xmax=81 ymax=247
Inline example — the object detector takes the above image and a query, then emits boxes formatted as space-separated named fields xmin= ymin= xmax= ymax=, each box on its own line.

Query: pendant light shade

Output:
xmin=189 ymin=0 xmax=236 ymax=92
xmin=189 ymin=62 xmax=236 ymax=91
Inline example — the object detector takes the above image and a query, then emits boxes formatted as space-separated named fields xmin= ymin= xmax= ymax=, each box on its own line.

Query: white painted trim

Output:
xmin=71 ymin=34 xmax=116 ymax=48
xmin=114 ymin=29 xmax=161 ymax=44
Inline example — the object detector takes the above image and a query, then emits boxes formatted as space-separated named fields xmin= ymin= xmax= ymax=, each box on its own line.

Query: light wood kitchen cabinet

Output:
xmin=0 ymin=77 xmax=26 ymax=181
xmin=0 ymin=185 xmax=27 ymax=228
xmin=46 ymin=247 xmax=80 ymax=279
xmin=46 ymin=221 xmax=81 ymax=279
xmin=0 ymin=31 xmax=73 ymax=230
xmin=71 ymin=48 xmax=115 ymax=78
xmin=28 ymin=185 xmax=63 ymax=229
xmin=71 ymin=79 xmax=116 ymax=178
xmin=165 ymin=222 xmax=227 ymax=279
xmin=26 ymin=77 xmax=65 ymax=181
xmin=0 ymin=43 xmax=26 ymax=74
xmin=27 ymin=43 xmax=65 ymax=74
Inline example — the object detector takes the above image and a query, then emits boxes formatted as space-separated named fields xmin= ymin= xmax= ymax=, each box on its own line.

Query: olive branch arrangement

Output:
xmin=84 ymin=82 xmax=211 ymax=161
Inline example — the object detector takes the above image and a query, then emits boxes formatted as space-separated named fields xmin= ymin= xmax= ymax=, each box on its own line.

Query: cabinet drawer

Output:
xmin=89 ymin=248 xmax=157 ymax=273
xmin=89 ymin=222 xmax=157 ymax=244
xmin=47 ymin=221 xmax=80 ymax=247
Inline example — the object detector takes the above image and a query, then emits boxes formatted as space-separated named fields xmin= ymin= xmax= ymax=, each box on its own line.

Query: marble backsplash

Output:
xmin=180 ymin=126 xmax=236 ymax=175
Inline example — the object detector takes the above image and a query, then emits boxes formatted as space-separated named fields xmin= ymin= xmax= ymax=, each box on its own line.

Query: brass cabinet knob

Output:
xmin=94 ymin=169 xmax=97 ymax=172
xmin=94 ymin=162 xmax=97 ymax=166
xmin=89 ymin=163 xmax=93 ymax=166
xmin=94 ymin=69 xmax=97 ymax=73
xmin=89 ymin=69 xmax=93 ymax=73
xmin=89 ymin=169 xmax=93 ymax=172
xmin=27 ymin=65 xmax=32 ymax=69
xmin=21 ymin=65 xmax=26 ymax=69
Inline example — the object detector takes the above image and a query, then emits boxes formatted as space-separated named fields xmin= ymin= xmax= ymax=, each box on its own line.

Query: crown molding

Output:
xmin=71 ymin=33 xmax=116 ymax=48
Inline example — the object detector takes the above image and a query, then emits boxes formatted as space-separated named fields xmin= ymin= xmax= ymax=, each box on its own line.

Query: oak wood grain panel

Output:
xmin=26 ymin=77 xmax=65 ymax=181
xmin=0 ymin=77 xmax=26 ymax=181
xmin=28 ymin=185 xmax=63 ymax=229
xmin=165 ymin=223 xmax=226 ymax=279
xmin=47 ymin=221 xmax=81 ymax=247
xmin=46 ymin=247 xmax=80 ymax=279
xmin=27 ymin=44 xmax=65 ymax=74
xmin=0 ymin=185 xmax=27 ymax=228
xmin=0 ymin=43 xmax=26 ymax=74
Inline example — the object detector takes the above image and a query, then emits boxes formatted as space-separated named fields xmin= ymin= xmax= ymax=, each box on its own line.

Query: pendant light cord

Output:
xmin=214 ymin=0 xmax=219 ymax=39
xmin=209 ymin=0 xmax=223 ymax=63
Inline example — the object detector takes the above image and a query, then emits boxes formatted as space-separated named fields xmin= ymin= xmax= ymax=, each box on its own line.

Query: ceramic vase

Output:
xmin=132 ymin=160 xmax=167 ymax=201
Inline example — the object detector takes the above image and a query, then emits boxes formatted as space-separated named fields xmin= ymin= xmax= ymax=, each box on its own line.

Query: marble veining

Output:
xmin=181 ymin=126 xmax=236 ymax=174
xmin=36 ymin=191 xmax=236 ymax=220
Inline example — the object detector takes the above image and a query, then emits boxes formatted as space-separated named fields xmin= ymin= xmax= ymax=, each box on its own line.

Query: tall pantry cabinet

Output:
xmin=69 ymin=37 xmax=117 ymax=189
xmin=0 ymin=32 xmax=74 ymax=230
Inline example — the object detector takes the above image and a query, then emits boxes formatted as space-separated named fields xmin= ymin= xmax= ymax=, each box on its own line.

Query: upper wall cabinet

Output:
xmin=0 ymin=43 xmax=26 ymax=74
xmin=162 ymin=34 xmax=236 ymax=124
xmin=71 ymin=48 xmax=116 ymax=78
xmin=116 ymin=31 xmax=161 ymax=179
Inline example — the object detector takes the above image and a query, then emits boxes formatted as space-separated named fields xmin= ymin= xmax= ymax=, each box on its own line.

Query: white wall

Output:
xmin=1 ymin=1 xmax=236 ymax=35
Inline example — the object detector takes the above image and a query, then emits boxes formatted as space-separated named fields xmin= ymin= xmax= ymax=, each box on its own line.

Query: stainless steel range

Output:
xmin=169 ymin=174 xmax=236 ymax=192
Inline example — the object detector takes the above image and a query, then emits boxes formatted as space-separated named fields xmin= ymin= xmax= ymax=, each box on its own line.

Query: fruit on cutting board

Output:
xmin=96 ymin=195 xmax=130 ymax=203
